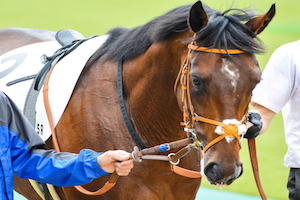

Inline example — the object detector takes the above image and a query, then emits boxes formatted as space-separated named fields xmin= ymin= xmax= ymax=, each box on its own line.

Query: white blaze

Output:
xmin=220 ymin=58 xmax=240 ymax=93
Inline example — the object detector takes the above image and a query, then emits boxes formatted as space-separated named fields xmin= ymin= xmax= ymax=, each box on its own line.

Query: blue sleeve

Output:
xmin=0 ymin=92 xmax=109 ymax=186
xmin=11 ymin=142 xmax=109 ymax=186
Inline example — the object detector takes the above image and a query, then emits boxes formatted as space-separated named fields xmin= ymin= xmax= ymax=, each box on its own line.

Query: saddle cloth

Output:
xmin=0 ymin=35 xmax=108 ymax=141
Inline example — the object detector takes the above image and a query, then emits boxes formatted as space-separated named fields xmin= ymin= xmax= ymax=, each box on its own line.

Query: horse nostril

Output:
xmin=237 ymin=166 xmax=243 ymax=178
xmin=204 ymin=163 xmax=221 ymax=182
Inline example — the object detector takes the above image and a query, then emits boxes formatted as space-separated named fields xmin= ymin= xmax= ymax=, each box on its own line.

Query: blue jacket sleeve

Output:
xmin=0 ymin=92 xmax=109 ymax=187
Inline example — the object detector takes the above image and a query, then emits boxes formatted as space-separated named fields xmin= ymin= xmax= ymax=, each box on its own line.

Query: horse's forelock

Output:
xmin=194 ymin=8 xmax=265 ymax=55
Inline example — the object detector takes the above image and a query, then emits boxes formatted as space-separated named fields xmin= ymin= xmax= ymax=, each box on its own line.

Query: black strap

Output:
xmin=6 ymin=74 xmax=36 ymax=86
xmin=23 ymin=75 xmax=42 ymax=126
xmin=117 ymin=60 xmax=146 ymax=149
xmin=41 ymin=182 xmax=52 ymax=200
xmin=34 ymin=60 xmax=53 ymax=90
xmin=34 ymin=35 xmax=98 ymax=91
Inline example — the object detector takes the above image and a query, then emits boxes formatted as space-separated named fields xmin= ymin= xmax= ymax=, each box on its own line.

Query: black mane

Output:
xmin=94 ymin=4 xmax=264 ymax=62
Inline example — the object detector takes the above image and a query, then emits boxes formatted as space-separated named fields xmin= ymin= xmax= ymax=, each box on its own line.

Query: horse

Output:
xmin=0 ymin=1 xmax=275 ymax=199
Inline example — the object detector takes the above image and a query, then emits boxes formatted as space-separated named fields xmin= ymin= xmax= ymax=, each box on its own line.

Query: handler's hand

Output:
xmin=244 ymin=112 xmax=263 ymax=139
xmin=97 ymin=150 xmax=134 ymax=176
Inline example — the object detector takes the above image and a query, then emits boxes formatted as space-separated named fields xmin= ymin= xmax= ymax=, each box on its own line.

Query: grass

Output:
xmin=1 ymin=0 xmax=299 ymax=199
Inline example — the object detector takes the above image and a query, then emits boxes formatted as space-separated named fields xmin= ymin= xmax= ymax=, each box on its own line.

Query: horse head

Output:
xmin=175 ymin=1 xmax=275 ymax=187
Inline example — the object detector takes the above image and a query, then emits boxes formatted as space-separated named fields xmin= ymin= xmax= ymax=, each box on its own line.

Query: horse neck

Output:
xmin=122 ymin=33 xmax=190 ymax=146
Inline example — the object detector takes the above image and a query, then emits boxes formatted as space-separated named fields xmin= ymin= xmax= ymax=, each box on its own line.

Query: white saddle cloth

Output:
xmin=0 ymin=35 xmax=108 ymax=141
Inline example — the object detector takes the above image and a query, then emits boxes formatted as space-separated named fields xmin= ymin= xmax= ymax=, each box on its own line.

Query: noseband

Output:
xmin=174 ymin=35 xmax=247 ymax=153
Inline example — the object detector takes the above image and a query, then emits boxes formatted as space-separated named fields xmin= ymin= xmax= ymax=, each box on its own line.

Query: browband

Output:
xmin=188 ymin=44 xmax=244 ymax=54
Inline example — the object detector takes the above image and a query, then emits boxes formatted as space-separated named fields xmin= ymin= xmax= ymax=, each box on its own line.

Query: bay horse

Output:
xmin=1 ymin=1 xmax=275 ymax=199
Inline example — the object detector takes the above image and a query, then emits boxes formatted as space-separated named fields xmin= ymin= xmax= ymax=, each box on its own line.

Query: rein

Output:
xmin=42 ymin=35 xmax=266 ymax=199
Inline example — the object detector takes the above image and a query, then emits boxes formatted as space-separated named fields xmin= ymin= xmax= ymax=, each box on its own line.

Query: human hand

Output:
xmin=97 ymin=150 xmax=134 ymax=176
xmin=244 ymin=112 xmax=263 ymax=139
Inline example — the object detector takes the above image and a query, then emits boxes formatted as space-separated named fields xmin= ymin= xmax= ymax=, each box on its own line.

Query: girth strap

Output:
xmin=23 ymin=75 xmax=43 ymax=127
xmin=23 ymin=53 xmax=62 ymax=200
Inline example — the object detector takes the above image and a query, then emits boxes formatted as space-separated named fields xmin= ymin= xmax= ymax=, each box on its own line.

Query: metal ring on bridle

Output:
xmin=132 ymin=146 xmax=142 ymax=162
xmin=168 ymin=153 xmax=180 ymax=165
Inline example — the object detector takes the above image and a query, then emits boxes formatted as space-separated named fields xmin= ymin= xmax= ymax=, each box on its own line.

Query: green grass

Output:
xmin=1 ymin=0 xmax=299 ymax=199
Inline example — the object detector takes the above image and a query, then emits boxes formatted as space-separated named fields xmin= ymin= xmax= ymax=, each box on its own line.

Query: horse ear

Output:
xmin=188 ymin=1 xmax=209 ymax=33
xmin=246 ymin=4 xmax=276 ymax=35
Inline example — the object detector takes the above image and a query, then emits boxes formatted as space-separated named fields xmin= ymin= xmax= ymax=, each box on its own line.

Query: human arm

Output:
xmin=249 ymin=102 xmax=276 ymax=135
xmin=245 ymin=42 xmax=298 ymax=138
xmin=244 ymin=102 xmax=276 ymax=139
xmin=0 ymin=92 xmax=133 ymax=187
xmin=245 ymin=102 xmax=276 ymax=139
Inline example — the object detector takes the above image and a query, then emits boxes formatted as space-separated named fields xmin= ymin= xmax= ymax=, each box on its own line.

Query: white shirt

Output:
xmin=252 ymin=39 xmax=300 ymax=168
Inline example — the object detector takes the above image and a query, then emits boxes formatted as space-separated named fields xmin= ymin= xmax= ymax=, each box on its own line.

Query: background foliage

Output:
xmin=1 ymin=0 xmax=299 ymax=199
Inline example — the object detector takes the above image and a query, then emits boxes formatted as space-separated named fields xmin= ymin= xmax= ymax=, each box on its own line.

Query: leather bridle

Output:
xmin=172 ymin=35 xmax=267 ymax=200
xmin=174 ymin=36 xmax=247 ymax=154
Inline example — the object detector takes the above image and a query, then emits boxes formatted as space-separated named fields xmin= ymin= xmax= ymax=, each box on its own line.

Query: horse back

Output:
xmin=0 ymin=28 xmax=56 ymax=55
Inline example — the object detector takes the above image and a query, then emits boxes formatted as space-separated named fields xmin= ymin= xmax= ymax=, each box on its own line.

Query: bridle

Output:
xmin=172 ymin=35 xmax=266 ymax=200
xmin=174 ymin=34 xmax=247 ymax=154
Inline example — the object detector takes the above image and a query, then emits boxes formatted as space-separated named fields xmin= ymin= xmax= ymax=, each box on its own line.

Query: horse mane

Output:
xmin=93 ymin=4 xmax=264 ymax=63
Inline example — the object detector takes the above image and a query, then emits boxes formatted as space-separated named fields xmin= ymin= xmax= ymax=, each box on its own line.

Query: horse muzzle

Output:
xmin=202 ymin=160 xmax=243 ymax=187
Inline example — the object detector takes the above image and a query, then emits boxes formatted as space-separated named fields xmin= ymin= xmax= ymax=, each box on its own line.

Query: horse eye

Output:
xmin=191 ymin=76 xmax=202 ymax=87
